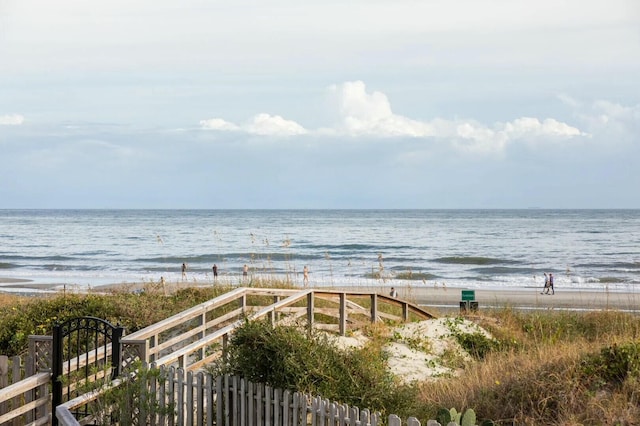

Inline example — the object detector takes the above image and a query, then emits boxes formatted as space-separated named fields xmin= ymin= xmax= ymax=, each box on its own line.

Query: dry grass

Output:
xmin=415 ymin=309 xmax=640 ymax=425
xmin=0 ymin=293 xmax=30 ymax=308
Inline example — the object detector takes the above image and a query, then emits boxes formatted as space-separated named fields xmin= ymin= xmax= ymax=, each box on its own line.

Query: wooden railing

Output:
xmin=0 ymin=371 xmax=50 ymax=426
xmin=120 ymin=287 xmax=434 ymax=374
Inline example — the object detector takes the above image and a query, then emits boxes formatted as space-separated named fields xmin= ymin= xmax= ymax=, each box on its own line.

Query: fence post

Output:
xmin=307 ymin=292 xmax=315 ymax=332
xmin=339 ymin=293 xmax=347 ymax=336
xmin=0 ymin=355 xmax=7 ymax=415
xmin=370 ymin=294 xmax=378 ymax=324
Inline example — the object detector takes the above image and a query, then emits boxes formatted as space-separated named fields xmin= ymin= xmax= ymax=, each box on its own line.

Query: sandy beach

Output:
xmin=1 ymin=276 xmax=638 ymax=313
xmin=330 ymin=284 xmax=640 ymax=314
xmin=386 ymin=286 xmax=636 ymax=313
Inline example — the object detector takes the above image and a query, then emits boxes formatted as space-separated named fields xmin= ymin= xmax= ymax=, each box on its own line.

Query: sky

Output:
xmin=1 ymin=0 xmax=639 ymax=209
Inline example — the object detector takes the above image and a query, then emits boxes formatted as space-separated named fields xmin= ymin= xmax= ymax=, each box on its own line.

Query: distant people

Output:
xmin=243 ymin=264 xmax=248 ymax=278
xmin=181 ymin=262 xmax=187 ymax=281
xmin=390 ymin=287 xmax=398 ymax=297
xmin=160 ymin=276 xmax=165 ymax=286
xmin=212 ymin=264 xmax=218 ymax=279
xmin=548 ymin=273 xmax=555 ymax=295
xmin=541 ymin=272 xmax=549 ymax=294
xmin=303 ymin=265 xmax=309 ymax=286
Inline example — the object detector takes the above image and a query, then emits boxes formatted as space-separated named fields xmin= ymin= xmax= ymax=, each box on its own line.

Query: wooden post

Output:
xmin=370 ymin=294 xmax=378 ymax=324
xmin=306 ymin=293 xmax=314 ymax=332
xmin=339 ymin=293 xmax=347 ymax=336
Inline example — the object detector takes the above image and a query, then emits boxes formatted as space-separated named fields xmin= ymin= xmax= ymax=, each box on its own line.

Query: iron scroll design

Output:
xmin=51 ymin=316 xmax=124 ymax=426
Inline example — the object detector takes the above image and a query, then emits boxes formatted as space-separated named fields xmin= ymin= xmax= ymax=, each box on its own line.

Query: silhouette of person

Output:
xmin=541 ymin=272 xmax=549 ymax=294
xmin=212 ymin=264 xmax=218 ymax=279
xmin=243 ymin=264 xmax=248 ymax=278
xmin=390 ymin=287 xmax=398 ymax=297
xmin=181 ymin=262 xmax=187 ymax=281
xmin=303 ymin=265 xmax=309 ymax=286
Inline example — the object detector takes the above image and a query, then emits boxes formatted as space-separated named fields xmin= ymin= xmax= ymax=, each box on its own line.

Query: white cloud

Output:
xmin=331 ymin=81 xmax=435 ymax=137
xmin=199 ymin=81 xmax=587 ymax=154
xmin=330 ymin=81 xmax=586 ymax=152
xmin=501 ymin=117 xmax=584 ymax=138
xmin=0 ymin=114 xmax=25 ymax=125
xmin=563 ymin=98 xmax=640 ymax=143
xmin=199 ymin=118 xmax=240 ymax=131
xmin=200 ymin=113 xmax=307 ymax=137
xmin=246 ymin=113 xmax=308 ymax=137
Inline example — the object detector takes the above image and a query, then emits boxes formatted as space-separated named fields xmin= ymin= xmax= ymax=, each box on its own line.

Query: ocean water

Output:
xmin=0 ymin=209 xmax=639 ymax=293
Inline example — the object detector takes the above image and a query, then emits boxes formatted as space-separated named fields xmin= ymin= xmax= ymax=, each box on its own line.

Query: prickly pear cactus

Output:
xmin=460 ymin=408 xmax=476 ymax=426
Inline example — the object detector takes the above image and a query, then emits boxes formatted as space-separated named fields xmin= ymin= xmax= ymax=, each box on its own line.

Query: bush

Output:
xmin=581 ymin=341 xmax=640 ymax=389
xmin=207 ymin=318 xmax=420 ymax=416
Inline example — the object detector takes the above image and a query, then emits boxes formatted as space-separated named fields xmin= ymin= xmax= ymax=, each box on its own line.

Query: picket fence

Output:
xmin=57 ymin=369 xmax=389 ymax=426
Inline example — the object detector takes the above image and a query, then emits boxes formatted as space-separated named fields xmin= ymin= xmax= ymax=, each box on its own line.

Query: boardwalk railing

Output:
xmin=120 ymin=287 xmax=434 ymax=374
xmin=1 ymin=287 xmax=434 ymax=425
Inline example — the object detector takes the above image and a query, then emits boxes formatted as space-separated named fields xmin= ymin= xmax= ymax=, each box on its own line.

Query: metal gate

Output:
xmin=51 ymin=316 xmax=124 ymax=425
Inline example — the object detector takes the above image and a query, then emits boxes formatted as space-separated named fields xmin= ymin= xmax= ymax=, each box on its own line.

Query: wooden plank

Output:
xmin=168 ymin=366 xmax=176 ymax=426
xmin=187 ymin=371 xmax=194 ymax=426
xmin=240 ymin=377 xmax=246 ymax=426
xmin=177 ymin=368 xmax=185 ymax=425
xmin=0 ymin=394 xmax=49 ymax=424
xmin=197 ymin=372 xmax=204 ymax=426
xmin=265 ymin=385 xmax=272 ymax=426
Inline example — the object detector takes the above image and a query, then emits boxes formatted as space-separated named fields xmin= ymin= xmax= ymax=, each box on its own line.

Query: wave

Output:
xmin=469 ymin=266 xmax=538 ymax=275
xmin=433 ymin=256 xmax=518 ymax=265
xmin=573 ymin=261 xmax=640 ymax=270
xmin=0 ymin=254 xmax=77 ymax=262
xmin=0 ymin=262 xmax=17 ymax=270
xmin=138 ymin=252 xmax=318 ymax=264
xmin=302 ymin=243 xmax=416 ymax=251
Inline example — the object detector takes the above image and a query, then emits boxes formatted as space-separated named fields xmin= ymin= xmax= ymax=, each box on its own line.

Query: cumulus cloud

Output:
xmin=246 ymin=113 xmax=308 ymax=136
xmin=0 ymin=114 xmax=25 ymax=125
xmin=200 ymin=113 xmax=307 ymax=137
xmin=558 ymin=97 xmax=640 ymax=143
xmin=199 ymin=118 xmax=240 ymax=131
xmin=199 ymin=81 xmax=587 ymax=153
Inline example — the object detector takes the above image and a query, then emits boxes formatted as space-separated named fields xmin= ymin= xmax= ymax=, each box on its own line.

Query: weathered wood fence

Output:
xmin=57 ymin=370 xmax=389 ymax=426
xmin=0 ymin=336 xmax=52 ymax=426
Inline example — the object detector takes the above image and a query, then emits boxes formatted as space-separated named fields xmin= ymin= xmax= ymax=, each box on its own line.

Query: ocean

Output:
xmin=0 ymin=209 xmax=639 ymax=293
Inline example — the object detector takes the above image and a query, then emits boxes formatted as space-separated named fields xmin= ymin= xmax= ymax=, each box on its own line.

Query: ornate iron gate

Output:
xmin=51 ymin=316 xmax=124 ymax=425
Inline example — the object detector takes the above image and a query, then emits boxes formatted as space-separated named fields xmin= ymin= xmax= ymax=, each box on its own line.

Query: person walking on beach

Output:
xmin=212 ymin=264 xmax=218 ymax=280
xmin=243 ymin=264 xmax=248 ymax=279
xmin=390 ymin=287 xmax=398 ymax=297
xmin=548 ymin=273 xmax=555 ymax=295
xmin=181 ymin=262 xmax=187 ymax=281
xmin=541 ymin=272 xmax=549 ymax=294
xmin=303 ymin=265 xmax=309 ymax=286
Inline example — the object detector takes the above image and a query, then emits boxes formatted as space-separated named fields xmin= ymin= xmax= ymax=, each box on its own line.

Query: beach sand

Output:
xmin=330 ymin=284 xmax=640 ymax=313
xmin=1 ymin=277 xmax=638 ymax=313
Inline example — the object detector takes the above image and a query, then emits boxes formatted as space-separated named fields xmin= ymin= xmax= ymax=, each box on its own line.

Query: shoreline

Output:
xmin=1 ymin=277 xmax=638 ymax=313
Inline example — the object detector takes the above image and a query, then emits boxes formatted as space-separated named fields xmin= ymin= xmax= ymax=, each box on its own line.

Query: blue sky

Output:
xmin=1 ymin=0 xmax=639 ymax=208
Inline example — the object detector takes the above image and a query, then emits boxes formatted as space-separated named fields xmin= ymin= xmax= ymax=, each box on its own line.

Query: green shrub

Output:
xmin=207 ymin=318 xmax=420 ymax=416
xmin=581 ymin=341 xmax=640 ymax=389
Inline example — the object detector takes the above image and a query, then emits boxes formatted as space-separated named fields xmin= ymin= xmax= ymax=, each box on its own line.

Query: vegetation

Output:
xmin=206 ymin=318 xmax=420 ymax=417
xmin=0 ymin=281 xmax=253 ymax=356
xmin=2 ymin=286 xmax=640 ymax=425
